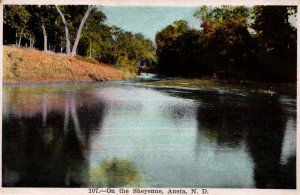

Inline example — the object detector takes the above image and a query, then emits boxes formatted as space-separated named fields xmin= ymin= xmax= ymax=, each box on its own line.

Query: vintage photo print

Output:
xmin=0 ymin=0 xmax=299 ymax=194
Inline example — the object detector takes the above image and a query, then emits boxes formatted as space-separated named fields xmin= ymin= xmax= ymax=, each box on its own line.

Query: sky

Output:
xmin=100 ymin=6 xmax=297 ymax=42
xmin=101 ymin=7 xmax=201 ymax=42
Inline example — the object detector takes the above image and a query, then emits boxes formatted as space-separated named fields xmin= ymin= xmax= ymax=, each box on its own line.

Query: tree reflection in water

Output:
xmin=162 ymin=88 xmax=296 ymax=189
xmin=2 ymin=84 xmax=296 ymax=188
xmin=3 ymin=88 xmax=105 ymax=187
xmin=196 ymin=92 xmax=296 ymax=189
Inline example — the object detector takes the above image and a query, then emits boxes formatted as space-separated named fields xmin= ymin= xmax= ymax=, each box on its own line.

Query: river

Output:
xmin=2 ymin=78 xmax=296 ymax=188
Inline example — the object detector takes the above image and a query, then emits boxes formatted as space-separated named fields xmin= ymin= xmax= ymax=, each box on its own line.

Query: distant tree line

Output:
xmin=156 ymin=6 xmax=297 ymax=82
xmin=3 ymin=5 xmax=155 ymax=73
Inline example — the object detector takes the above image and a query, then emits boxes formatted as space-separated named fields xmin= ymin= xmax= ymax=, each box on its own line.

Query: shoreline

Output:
xmin=3 ymin=79 xmax=128 ymax=85
xmin=3 ymin=46 xmax=130 ymax=83
xmin=3 ymin=77 xmax=295 ymax=86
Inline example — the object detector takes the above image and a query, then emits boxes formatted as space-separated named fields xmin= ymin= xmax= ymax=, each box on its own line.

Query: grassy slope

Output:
xmin=3 ymin=46 xmax=128 ymax=83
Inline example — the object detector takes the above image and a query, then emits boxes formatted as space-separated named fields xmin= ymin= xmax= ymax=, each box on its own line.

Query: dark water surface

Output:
xmin=2 ymin=80 xmax=296 ymax=188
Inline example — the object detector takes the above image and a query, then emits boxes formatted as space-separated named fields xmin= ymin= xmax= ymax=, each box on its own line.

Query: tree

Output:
xmin=155 ymin=21 xmax=206 ymax=76
xmin=71 ymin=5 xmax=96 ymax=56
xmin=252 ymin=6 xmax=296 ymax=52
xmin=25 ymin=5 xmax=58 ymax=51
xmin=3 ymin=5 xmax=155 ymax=75
xmin=194 ymin=5 xmax=250 ymax=30
xmin=251 ymin=6 xmax=297 ymax=81
xmin=55 ymin=5 xmax=71 ymax=55
xmin=55 ymin=5 xmax=96 ymax=56
xmin=78 ymin=9 xmax=108 ymax=57
xmin=110 ymin=30 xmax=155 ymax=73
xmin=38 ymin=6 xmax=55 ymax=51
xmin=155 ymin=7 xmax=259 ymax=79
xmin=156 ymin=20 xmax=190 ymax=56
xmin=4 ymin=5 xmax=31 ymax=47
xmin=173 ymin=20 xmax=190 ymax=34
xmin=194 ymin=6 xmax=257 ymax=79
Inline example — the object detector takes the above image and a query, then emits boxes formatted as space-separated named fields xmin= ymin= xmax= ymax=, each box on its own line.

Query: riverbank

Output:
xmin=3 ymin=46 xmax=132 ymax=83
xmin=141 ymin=79 xmax=296 ymax=97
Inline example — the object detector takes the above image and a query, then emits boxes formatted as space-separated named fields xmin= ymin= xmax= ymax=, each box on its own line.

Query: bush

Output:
xmin=75 ymin=56 xmax=99 ymax=65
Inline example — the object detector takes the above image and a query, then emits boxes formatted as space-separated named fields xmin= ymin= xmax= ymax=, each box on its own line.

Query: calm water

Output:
xmin=2 ymin=80 xmax=296 ymax=188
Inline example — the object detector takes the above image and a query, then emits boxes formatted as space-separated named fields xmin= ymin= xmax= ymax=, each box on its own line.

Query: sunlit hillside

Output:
xmin=3 ymin=46 xmax=128 ymax=83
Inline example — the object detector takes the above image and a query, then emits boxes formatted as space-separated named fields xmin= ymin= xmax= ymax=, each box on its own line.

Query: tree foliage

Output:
xmin=194 ymin=6 xmax=250 ymax=30
xmin=4 ymin=5 xmax=31 ymax=46
xmin=156 ymin=6 xmax=297 ymax=82
xmin=98 ymin=29 xmax=155 ymax=73
xmin=251 ymin=6 xmax=297 ymax=81
xmin=3 ymin=5 xmax=155 ymax=74
xmin=156 ymin=21 xmax=207 ymax=76
xmin=4 ymin=5 xmax=296 ymax=80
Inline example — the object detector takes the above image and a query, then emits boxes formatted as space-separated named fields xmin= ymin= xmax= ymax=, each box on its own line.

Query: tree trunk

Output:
xmin=18 ymin=35 xmax=22 ymax=47
xmin=70 ymin=5 xmax=95 ymax=57
xmin=55 ymin=6 xmax=71 ymax=55
xmin=18 ymin=29 xmax=24 ymax=47
xmin=32 ymin=38 xmax=35 ymax=48
xmin=89 ymin=41 xmax=92 ymax=57
xmin=15 ymin=32 xmax=18 ymax=46
xmin=42 ymin=24 xmax=47 ymax=51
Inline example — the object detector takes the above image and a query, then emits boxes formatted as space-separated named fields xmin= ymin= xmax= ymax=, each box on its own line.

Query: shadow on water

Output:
xmin=2 ymin=87 xmax=106 ymax=187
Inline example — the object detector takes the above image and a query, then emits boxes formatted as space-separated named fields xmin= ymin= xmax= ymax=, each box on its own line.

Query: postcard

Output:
xmin=0 ymin=0 xmax=299 ymax=195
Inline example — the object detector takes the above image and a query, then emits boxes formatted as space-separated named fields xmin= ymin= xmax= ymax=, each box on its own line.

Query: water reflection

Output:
xmin=3 ymin=86 xmax=105 ymax=187
xmin=164 ymin=89 xmax=296 ymax=188
xmin=2 ymin=83 xmax=296 ymax=188
xmin=90 ymin=158 xmax=142 ymax=187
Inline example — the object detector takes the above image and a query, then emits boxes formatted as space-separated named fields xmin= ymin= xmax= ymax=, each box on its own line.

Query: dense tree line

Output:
xmin=3 ymin=5 xmax=155 ymax=73
xmin=156 ymin=6 xmax=297 ymax=82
